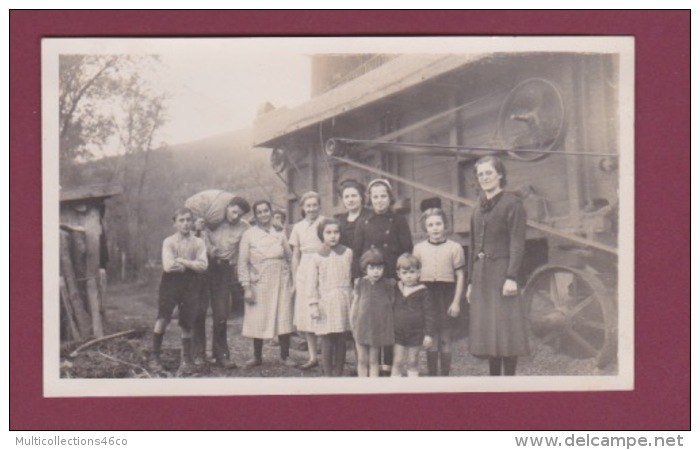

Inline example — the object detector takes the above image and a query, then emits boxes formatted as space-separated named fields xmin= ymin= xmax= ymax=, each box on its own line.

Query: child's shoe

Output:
xmin=280 ymin=358 xmax=298 ymax=367
xmin=243 ymin=358 xmax=263 ymax=369
xmin=149 ymin=356 xmax=165 ymax=373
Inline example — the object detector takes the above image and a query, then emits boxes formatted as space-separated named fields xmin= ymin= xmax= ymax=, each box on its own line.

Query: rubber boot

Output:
xmin=427 ymin=351 xmax=439 ymax=376
xmin=213 ymin=321 xmax=236 ymax=369
xmin=149 ymin=332 xmax=165 ymax=372
xmin=177 ymin=337 xmax=195 ymax=376
xmin=439 ymin=352 xmax=452 ymax=376
xmin=191 ymin=314 xmax=206 ymax=366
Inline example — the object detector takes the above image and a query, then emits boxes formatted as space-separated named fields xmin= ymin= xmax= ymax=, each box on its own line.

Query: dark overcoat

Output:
xmin=337 ymin=207 xmax=372 ymax=279
xmin=353 ymin=209 xmax=413 ymax=280
xmin=468 ymin=191 xmax=530 ymax=357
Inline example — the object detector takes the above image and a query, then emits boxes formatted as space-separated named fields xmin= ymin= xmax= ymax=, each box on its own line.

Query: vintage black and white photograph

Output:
xmin=42 ymin=37 xmax=634 ymax=396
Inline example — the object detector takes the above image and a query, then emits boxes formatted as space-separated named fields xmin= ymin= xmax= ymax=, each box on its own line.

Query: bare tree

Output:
xmin=59 ymin=54 xmax=169 ymax=278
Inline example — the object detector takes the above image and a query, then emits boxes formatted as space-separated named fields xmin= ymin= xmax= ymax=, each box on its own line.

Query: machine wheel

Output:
xmin=524 ymin=265 xmax=617 ymax=368
xmin=497 ymin=78 xmax=566 ymax=161
xmin=270 ymin=147 xmax=288 ymax=173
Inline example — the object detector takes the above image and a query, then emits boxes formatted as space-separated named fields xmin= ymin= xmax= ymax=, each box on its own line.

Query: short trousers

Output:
xmin=393 ymin=312 xmax=425 ymax=347
xmin=157 ymin=271 xmax=201 ymax=329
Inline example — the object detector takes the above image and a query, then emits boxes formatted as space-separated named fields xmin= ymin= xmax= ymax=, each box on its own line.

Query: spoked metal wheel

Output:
xmin=524 ymin=265 xmax=617 ymax=368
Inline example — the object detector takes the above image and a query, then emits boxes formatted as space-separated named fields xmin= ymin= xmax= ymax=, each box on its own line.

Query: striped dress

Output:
xmin=237 ymin=226 xmax=294 ymax=339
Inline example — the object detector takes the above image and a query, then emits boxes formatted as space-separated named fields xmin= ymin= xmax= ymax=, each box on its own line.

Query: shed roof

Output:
xmin=253 ymin=53 xmax=487 ymax=147
xmin=60 ymin=183 xmax=123 ymax=203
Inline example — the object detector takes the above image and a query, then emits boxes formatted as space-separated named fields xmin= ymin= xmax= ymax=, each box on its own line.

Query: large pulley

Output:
xmin=497 ymin=78 xmax=567 ymax=161
xmin=324 ymin=78 xmax=578 ymax=161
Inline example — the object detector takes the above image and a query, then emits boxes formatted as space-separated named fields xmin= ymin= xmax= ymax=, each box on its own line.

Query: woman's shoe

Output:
xmin=299 ymin=360 xmax=318 ymax=370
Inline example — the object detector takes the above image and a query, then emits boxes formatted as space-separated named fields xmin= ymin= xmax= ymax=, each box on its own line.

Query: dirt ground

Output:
xmin=60 ymin=274 xmax=618 ymax=379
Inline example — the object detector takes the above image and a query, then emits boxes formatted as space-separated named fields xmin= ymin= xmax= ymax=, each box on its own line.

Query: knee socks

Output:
xmin=489 ymin=357 xmax=502 ymax=376
xmin=279 ymin=333 xmax=291 ymax=360
xmin=253 ymin=338 xmax=263 ymax=362
xmin=427 ymin=351 xmax=439 ymax=376
xmin=439 ymin=352 xmax=452 ymax=376
xmin=332 ymin=333 xmax=347 ymax=376
xmin=503 ymin=356 xmax=517 ymax=376
xmin=321 ymin=335 xmax=334 ymax=376
xmin=152 ymin=332 xmax=164 ymax=359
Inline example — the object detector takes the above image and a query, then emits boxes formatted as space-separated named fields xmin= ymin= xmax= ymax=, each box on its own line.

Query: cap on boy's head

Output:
xmin=420 ymin=197 xmax=442 ymax=213
xmin=228 ymin=196 xmax=251 ymax=215
xmin=360 ymin=248 xmax=385 ymax=272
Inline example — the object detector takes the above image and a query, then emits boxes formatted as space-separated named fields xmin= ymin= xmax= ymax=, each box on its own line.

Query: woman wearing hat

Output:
xmin=467 ymin=156 xmax=529 ymax=376
xmin=353 ymin=178 xmax=413 ymax=375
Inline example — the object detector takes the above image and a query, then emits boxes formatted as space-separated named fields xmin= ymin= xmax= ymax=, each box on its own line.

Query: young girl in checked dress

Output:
xmin=308 ymin=218 xmax=353 ymax=377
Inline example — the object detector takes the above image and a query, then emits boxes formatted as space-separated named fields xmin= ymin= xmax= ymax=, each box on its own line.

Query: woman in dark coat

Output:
xmin=336 ymin=179 xmax=371 ymax=280
xmin=353 ymin=179 xmax=413 ymax=281
xmin=467 ymin=156 xmax=529 ymax=376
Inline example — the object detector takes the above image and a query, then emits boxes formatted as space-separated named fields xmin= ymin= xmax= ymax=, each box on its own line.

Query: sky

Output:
xmin=155 ymin=47 xmax=311 ymax=145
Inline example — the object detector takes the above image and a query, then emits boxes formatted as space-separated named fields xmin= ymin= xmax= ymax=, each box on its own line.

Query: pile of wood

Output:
xmin=59 ymin=224 xmax=105 ymax=340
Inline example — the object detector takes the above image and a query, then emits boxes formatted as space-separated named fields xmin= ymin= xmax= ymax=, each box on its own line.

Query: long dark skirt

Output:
xmin=468 ymin=258 xmax=529 ymax=357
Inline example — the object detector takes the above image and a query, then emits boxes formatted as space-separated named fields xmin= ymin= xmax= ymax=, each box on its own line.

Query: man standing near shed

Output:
xmin=195 ymin=196 xmax=251 ymax=369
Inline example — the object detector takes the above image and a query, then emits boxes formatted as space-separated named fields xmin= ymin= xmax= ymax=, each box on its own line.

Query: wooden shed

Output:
xmin=59 ymin=183 xmax=122 ymax=340
xmin=253 ymin=53 xmax=621 ymax=367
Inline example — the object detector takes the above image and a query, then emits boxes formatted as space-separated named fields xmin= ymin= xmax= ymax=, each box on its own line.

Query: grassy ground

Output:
xmin=59 ymin=275 xmax=618 ymax=379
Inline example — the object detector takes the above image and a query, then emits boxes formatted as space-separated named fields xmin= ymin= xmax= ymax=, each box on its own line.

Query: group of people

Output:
xmin=150 ymin=155 xmax=529 ymax=378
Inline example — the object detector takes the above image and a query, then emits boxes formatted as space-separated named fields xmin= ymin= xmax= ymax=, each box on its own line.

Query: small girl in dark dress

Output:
xmin=350 ymin=249 xmax=395 ymax=378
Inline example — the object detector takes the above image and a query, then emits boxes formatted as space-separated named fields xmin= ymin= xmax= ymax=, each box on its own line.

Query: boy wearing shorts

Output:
xmin=391 ymin=253 xmax=436 ymax=377
xmin=150 ymin=207 xmax=208 ymax=376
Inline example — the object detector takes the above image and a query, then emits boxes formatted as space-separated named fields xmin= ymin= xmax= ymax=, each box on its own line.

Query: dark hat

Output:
xmin=359 ymin=248 xmax=385 ymax=272
xmin=420 ymin=197 xmax=442 ymax=213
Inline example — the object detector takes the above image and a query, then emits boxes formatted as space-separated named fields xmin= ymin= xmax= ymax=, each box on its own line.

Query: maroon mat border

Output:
xmin=10 ymin=10 xmax=690 ymax=430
